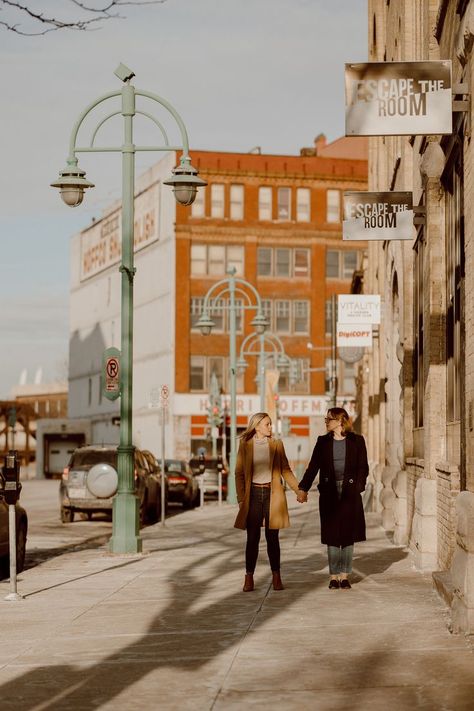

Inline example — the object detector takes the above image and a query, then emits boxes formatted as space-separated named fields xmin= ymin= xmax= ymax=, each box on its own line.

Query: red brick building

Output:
xmin=173 ymin=135 xmax=368 ymax=457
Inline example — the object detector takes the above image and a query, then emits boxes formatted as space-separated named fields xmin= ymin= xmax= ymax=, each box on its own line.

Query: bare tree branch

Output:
xmin=0 ymin=0 xmax=168 ymax=35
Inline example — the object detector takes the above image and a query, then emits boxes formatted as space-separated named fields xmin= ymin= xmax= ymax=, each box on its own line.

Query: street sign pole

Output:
xmin=159 ymin=385 xmax=169 ymax=526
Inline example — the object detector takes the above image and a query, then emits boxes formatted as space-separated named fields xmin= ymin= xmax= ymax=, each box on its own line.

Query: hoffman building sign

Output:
xmin=345 ymin=61 xmax=452 ymax=136
xmin=343 ymin=191 xmax=413 ymax=241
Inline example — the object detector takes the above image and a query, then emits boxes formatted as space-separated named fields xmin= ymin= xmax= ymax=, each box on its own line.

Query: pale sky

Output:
xmin=0 ymin=0 xmax=367 ymax=397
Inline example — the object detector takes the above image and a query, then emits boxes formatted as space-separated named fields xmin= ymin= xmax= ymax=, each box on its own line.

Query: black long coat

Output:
xmin=299 ymin=432 xmax=369 ymax=547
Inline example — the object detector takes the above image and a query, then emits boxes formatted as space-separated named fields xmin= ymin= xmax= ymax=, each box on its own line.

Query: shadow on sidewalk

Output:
xmin=0 ymin=512 xmax=411 ymax=709
xmin=0 ymin=540 xmax=330 ymax=709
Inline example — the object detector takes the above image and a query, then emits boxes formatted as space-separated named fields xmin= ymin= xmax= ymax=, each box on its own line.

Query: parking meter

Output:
xmin=1 ymin=450 xmax=21 ymax=505
xmin=216 ymin=455 xmax=223 ymax=505
xmin=1 ymin=450 xmax=23 ymax=601
xmin=198 ymin=452 xmax=206 ymax=476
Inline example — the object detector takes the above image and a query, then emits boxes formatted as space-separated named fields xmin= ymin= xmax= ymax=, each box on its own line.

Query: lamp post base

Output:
xmin=109 ymin=492 xmax=142 ymax=554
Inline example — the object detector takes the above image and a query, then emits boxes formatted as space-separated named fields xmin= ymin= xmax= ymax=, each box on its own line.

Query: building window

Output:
xmin=190 ymin=356 xmax=205 ymax=391
xmin=230 ymin=184 xmax=244 ymax=220
xmin=211 ymin=184 xmax=225 ymax=218
xmin=258 ymin=187 xmax=272 ymax=220
xmin=277 ymin=187 xmax=291 ymax=220
xmin=257 ymin=247 xmax=310 ymax=278
xmin=208 ymin=357 xmax=224 ymax=391
xmin=279 ymin=358 xmax=310 ymax=394
xmin=293 ymin=301 xmax=309 ymax=334
xmin=340 ymin=361 xmax=356 ymax=395
xmin=275 ymin=248 xmax=290 ymax=277
xmin=326 ymin=250 xmax=340 ymax=277
xmin=262 ymin=299 xmax=272 ymax=331
xmin=257 ymin=248 xmax=272 ymax=276
xmin=275 ymin=300 xmax=290 ymax=333
xmin=343 ymin=251 xmax=357 ymax=278
xmin=190 ymin=297 xmax=204 ymax=329
xmin=191 ymin=244 xmax=244 ymax=276
xmin=327 ymin=189 xmax=340 ymax=223
xmin=191 ymin=187 xmax=206 ymax=218
xmin=296 ymin=188 xmax=311 ymax=222
xmin=88 ymin=378 xmax=92 ymax=407
xmin=326 ymin=250 xmax=359 ymax=279
xmin=294 ymin=249 xmax=310 ymax=277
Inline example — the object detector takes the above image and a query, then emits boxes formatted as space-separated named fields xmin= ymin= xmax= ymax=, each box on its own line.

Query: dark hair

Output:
xmin=239 ymin=412 xmax=272 ymax=442
xmin=326 ymin=407 xmax=353 ymax=435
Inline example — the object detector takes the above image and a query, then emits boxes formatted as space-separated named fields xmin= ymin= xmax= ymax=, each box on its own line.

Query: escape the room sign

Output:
xmin=345 ymin=61 xmax=452 ymax=136
xmin=343 ymin=192 xmax=413 ymax=241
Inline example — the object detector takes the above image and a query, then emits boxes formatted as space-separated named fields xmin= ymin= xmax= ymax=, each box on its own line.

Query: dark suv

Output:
xmin=60 ymin=445 xmax=167 ymax=525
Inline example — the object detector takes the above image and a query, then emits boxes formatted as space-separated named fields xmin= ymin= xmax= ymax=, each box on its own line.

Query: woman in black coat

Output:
xmin=297 ymin=408 xmax=368 ymax=590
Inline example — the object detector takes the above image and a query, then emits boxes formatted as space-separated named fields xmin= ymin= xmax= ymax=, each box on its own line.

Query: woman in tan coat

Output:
xmin=234 ymin=412 xmax=300 ymax=592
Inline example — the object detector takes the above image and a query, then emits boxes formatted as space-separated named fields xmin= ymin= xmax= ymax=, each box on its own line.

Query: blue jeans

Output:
xmin=327 ymin=545 xmax=353 ymax=575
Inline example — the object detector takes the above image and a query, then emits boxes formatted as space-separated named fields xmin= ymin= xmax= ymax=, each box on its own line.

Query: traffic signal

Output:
xmin=207 ymin=402 xmax=223 ymax=428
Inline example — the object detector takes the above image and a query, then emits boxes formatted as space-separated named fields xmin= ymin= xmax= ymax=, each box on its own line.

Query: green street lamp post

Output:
xmin=51 ymin=64 xmax=206 ymax=554
xmin=196 ymin=269 xmax=267 ymax=504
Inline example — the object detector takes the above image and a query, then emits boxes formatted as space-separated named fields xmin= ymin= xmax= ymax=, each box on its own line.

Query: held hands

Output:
xmin=296 ymin=489 xmax=308 ymax=504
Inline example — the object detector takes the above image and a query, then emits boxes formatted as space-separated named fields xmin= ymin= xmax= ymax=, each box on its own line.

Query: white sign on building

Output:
xmin=345 ymin=61 xmax=452 ymax=136
xmin=336 ymin=324 xmax=372 ymax=348
xmin=338 ymin=295 xmax=381 ymax=325
xmin=80 ymin=182 xmax=160 ymax=281
xmin=343 ymin=192 xmax=413 ymax=241
xmin=173 ymin=394 xmax=330 ymax=417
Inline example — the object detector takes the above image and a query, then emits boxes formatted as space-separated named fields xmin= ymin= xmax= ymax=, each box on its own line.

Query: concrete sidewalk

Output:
xmin=1 ymin=494 xmax=473 ymax=711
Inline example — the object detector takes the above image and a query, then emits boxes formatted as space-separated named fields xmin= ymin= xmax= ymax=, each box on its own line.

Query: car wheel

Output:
xmin=16 ymin=523 xmax=27 ymax=574
xmin=61 ymin=506 xmax=74 ymax=523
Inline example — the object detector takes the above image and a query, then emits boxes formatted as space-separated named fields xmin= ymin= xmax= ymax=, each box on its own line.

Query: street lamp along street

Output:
xmin=51 ymin=64 xmax=206 ymax=555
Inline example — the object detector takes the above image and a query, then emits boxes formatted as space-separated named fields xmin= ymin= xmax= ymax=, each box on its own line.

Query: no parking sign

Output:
xmin=103 ymin=347 xmax=121 ymax=401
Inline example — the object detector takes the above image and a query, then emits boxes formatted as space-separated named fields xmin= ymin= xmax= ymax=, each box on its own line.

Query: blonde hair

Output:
xmin=239 ymin=412 xmax=272 ymax=442
xmin=327 ymin=407 xmax=353 ymax=435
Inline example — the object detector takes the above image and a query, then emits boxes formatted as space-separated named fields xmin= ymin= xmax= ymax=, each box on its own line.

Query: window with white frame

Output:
xmin=279 ymin=358 xmax=310 ymax=394
xmin=190 ymin=244 xmax=244 ymax=276
xmin=226 ymin=244 xmax=245 ymax=275
xmin=277 ymin=187 xmax=291 ymax=220
xmin=325 ymin=299 xmax=334 ymax=335
xmin=325 ymin=250 xmax=359 ymax=279
xmin=230 ymin=184 xmax=244 ymax=220
xmin=262 ymin=299 xmax=272 ymax=331
xmin=211 ymin=184 xmax=225 ymax=218
xmin=190 ymin=356 xmax=205 ymax=391
xmin=191 ymin=187 xmax=206 ymax=218
xmin=258 ymin=187 xmax=272 ymax=220
xmin=275 ymin=248 xmax=290 ymax=277
xmin=275 ymin=300 xmax=290 ymax=333
xmin=190 ymin=297 xmax=204 ymax=329
xmin=190 ymin=244 xmax=207 ymax=275
xmin=294 ymin=249 xmax=310 ymax=277
xmin=296 ymin=188 xmax=311 ymax=222
xmin=208 ymin=245 xmax=225 ymax=275
xmin=257 ymin=247 xmax=310 ymax=278
xmin=327 ymin=189 xmax=340 ymax=223
xmin=293 ymin=301 xmax=309 ymax=333
xmin=257 ymin=248 xmax=272 ymax=276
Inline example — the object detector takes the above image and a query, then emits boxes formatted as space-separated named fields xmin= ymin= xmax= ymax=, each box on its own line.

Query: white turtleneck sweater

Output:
xmin=252 ymin=437 xmax=271 ymax=483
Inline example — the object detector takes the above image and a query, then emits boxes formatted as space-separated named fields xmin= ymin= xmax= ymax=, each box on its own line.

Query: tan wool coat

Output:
xmin=234 ymin=437 xmax=300 ymax=530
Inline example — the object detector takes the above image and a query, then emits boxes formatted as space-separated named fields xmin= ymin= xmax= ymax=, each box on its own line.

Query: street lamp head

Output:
xmin=196 ymin=313 xmax=215 ymax=336
xmin=163 ymin=155 xmax=207 ymax=206
xmin=236 ymin=356 xmax=248 ymax=373
xmin=51 ymin=161 xmax=94 ymax=207
xmin=276 ymin=353 xmax=289 ymax=369
xmin=251 ymin=312 xmax=268 ymax=335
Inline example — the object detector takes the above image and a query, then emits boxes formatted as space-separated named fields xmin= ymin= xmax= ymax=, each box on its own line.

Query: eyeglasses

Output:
xmin=324 ymin=417 xmax=337 ymax=423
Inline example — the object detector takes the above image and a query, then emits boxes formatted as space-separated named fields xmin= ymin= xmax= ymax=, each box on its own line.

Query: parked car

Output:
xmin=165 ymin=459 xmax=199 ymax=508
xmin=188 ymin=456 xmax=228 ymax=498
xmin=60 ymin=445 xmax=167 ymax=525
xmin=0 ymin=498 xmax=27 ymax=577
xmin=141 ymin=449 xmax=169 ymax=516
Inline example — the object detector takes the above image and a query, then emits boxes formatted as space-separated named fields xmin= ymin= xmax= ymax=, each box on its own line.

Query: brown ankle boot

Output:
xmin=272 ymin=571 xmax=284 ymax=590
xmin=243 ymin=573 xmax=254 ymax=592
